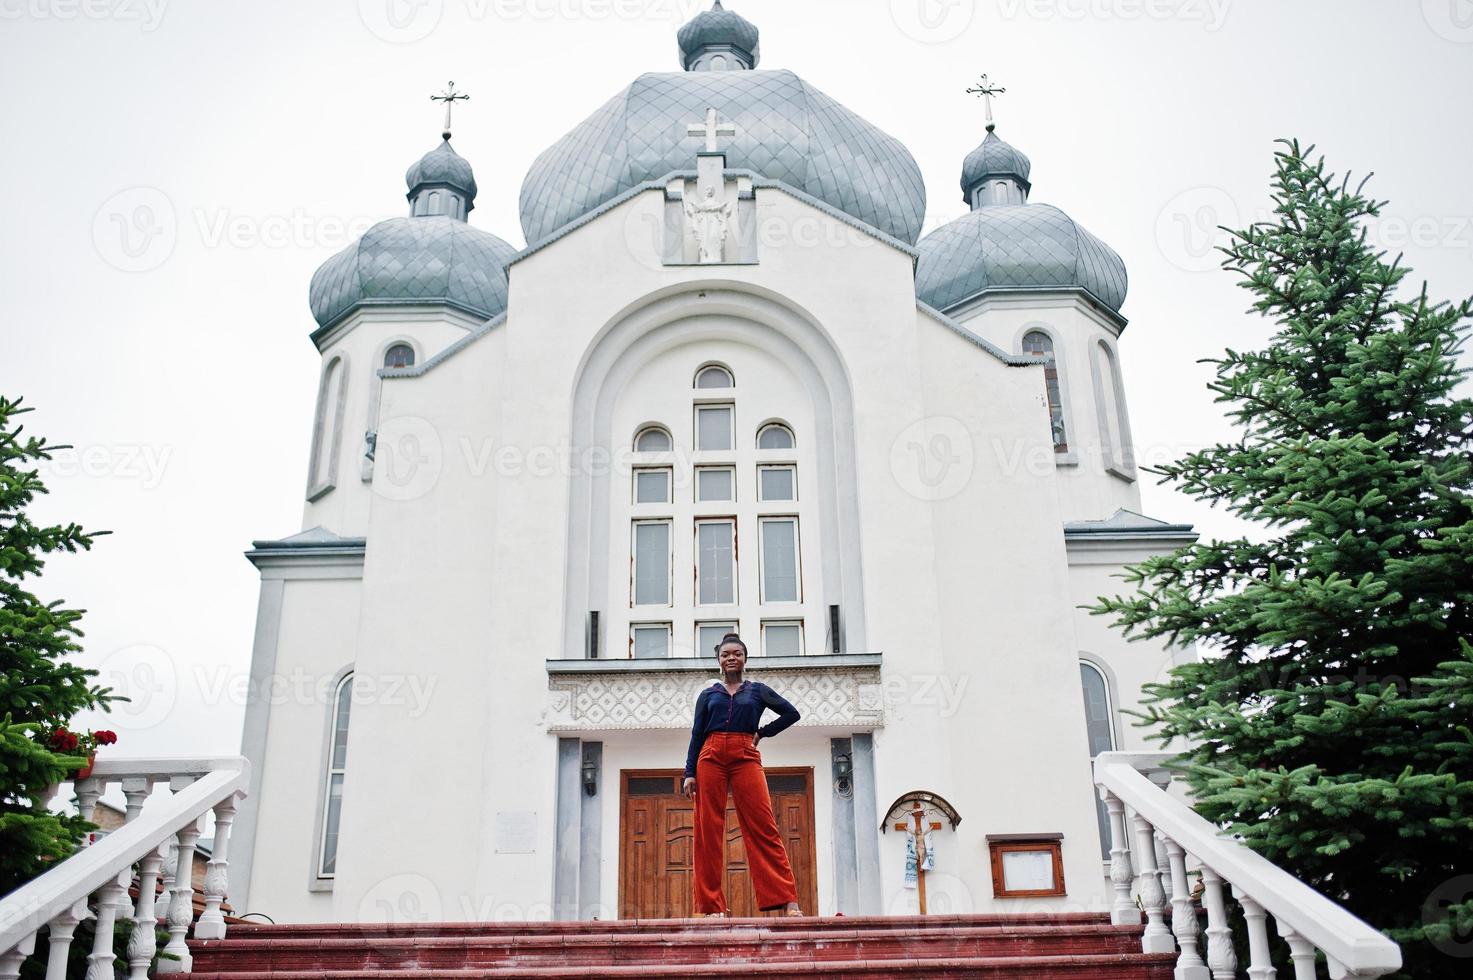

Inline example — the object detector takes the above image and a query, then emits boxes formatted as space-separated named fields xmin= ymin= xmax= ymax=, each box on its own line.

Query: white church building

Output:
xmin=231 ymin=2 xmax=1198 ymax=926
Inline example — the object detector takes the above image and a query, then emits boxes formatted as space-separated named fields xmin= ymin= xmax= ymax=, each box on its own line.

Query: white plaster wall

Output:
xmin=302 ymin=312 xmax=479 ymax=538
xmin=242 ymin=575 xmax=362 ymax=922
xmin=950 ymin=296 xmax=1143 ymax=525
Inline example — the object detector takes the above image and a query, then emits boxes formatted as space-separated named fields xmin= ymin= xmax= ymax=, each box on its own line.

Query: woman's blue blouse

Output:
xmin=683 ymin=679 xmax=801 ymax=779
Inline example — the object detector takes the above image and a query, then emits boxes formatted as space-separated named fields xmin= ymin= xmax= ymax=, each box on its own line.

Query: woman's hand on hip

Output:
xmin=682 ymin=776 xmax=696 ymax=799
xmin=752 ymin=733 xmax=763 ymax=748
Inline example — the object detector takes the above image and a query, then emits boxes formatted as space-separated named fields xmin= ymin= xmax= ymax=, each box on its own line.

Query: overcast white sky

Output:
xmin=2 ymin=0 xmax=1471 ymax=758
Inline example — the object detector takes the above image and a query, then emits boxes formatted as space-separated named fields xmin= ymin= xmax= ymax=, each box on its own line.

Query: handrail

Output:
xmin=1095 ymin=752 xmax=1401 ymax=978
xmin=0 ymin=756 xmax=249 ymax=976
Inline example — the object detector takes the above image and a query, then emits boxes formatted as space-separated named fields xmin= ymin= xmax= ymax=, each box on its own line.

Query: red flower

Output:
xmin=49 ymin=729 xmax=79 ymax=752
xmin=94 ymin=730 xmax=117 ymax=746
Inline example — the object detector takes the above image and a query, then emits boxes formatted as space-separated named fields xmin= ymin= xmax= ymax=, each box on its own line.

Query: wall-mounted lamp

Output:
xmin=581 ymin=754 xmax=598 ymax=797
xmin=833 ymin=752 xmax=852 ymax=795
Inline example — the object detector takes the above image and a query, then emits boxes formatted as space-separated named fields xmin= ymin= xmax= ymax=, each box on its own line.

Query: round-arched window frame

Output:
xmin=384 ymin=343 xmax=416 ymax=370
xmin=694 ymin=364 xmax=734 ymax=389
xmin=756 ymin=422 xmax=795 ymax=450
xmin=634 ymin=425 xmax=673 ymax=453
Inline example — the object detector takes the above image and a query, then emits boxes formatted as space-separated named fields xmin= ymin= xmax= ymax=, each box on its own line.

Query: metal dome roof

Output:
xmin=915 ymin=204 xmax=1128 ymax=313
xmin=517 ymin=69 xmax=927 ymax=246
xmin=405 ymin=139 xmax=478 ymax=205
xmin=677 ymin=0 xmax=760 ymax=69
xmin=961 ymin=130 xmax=1031 ymax=200
xmin=309 ymin=216 xmax=518 ymax=330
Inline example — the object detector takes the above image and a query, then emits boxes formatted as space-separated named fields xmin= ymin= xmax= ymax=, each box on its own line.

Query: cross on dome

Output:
xmin=687 ymin=107 xmax=738 ymax=154
xmin=431 ymin=81 xmax=470 ymax=140
xmin=966 ymin=73 xmax=1006 ymax=133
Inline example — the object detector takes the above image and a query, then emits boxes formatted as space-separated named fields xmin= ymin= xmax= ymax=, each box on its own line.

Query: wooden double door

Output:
xmin=619 ymin=768 xmax=816 ymax=918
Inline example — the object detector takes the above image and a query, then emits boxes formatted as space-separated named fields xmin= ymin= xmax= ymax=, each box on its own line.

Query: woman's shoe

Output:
xmin=784 ymin=906 xmax=804 ymax=917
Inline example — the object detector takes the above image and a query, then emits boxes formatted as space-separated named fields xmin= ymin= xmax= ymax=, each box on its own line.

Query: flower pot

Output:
xmin=74 ymin=753 xmax=97 ymax=781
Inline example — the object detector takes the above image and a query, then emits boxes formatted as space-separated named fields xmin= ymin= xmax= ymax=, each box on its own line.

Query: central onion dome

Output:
xmin=310 ymin=140 xmax=518 ymax=332
xmin=916 ymin=125 xmax=1127 ymax=315
xmin=518 ymin=3 xmax=926 ymax=247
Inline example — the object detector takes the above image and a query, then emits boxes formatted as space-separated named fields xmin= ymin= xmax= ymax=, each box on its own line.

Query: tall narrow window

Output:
xmin=759 ymin=517 xmax=800 ymax=603
xmin=308 ymin=355 xmax=348 ymax=498
xmin=632 ymin=521 xmax=671 ymax=605
xmin=696 ymin=519 xmax=736 ymax=604
xmin=383 ymin=343 xmax=415 ymax=370
xmin=1080 ymin=661 xmax=1117 ymax=860
xmin=695 ymin=405 xmax=734 ymax=451
xmin=1022 ymin=331 xmax=1067 ymax=453
xmin=318 ymin=672 xmax=352 ymax=878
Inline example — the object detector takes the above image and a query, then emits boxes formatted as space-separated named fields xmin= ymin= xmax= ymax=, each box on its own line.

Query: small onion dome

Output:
xmin=915 ymin=204 xmax=1127 ymax=314
xmin=960 ymin=130 xmax=1032 ymax=206
xmin=677 ymin=0 xmax=760 ymax=71
xmin=309 ymin=217 xmax=518 ymax=330
xmin=405 ymin=139 xmax=478 ymax=216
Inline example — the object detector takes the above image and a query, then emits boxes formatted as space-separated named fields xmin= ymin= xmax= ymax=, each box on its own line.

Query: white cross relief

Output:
xmin=686 ymin=106 xmax=737 ymax=154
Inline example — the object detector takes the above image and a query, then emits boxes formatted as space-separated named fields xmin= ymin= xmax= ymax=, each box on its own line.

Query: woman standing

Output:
xmin=682 ymin=633 xmax=805 ymax=917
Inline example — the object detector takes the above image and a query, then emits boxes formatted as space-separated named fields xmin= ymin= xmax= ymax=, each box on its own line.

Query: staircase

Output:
xmin=179 ymin=912 xmax=1176 ymax=978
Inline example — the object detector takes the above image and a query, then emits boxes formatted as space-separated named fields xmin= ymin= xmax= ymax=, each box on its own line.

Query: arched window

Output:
xmin=1079 ymin=661 xmax=1116 ymax=860
xmin=318 ymin=672 xmax=353 ymax=878
xmin=384 ymin=343 xmax=415 ymax=370
xmin=1021 ymin=331 xmax=1068 ymax=453
xmin=634 ymin=425 xmax=673 ymax=453
xmin=695 ymin=364 xmax=734 ymax=389
xmin=756 ymin=422 xmax=795 ymax=450
xmin=308 ymin=354 xmax=348 ymax=499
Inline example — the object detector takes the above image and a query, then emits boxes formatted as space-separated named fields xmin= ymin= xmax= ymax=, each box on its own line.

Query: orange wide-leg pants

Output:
xmin=693 ymin=731 xmax=800 ymax=915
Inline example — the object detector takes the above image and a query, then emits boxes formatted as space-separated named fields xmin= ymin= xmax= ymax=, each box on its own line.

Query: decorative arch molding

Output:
xmin=880 ymin=790 xmax=962 ymax=832
xmin=563 ymin=283 xmax=866 ymax=660
xmin=362 ymin=337 xmax=422 ymax=481
xmin=308 ymin=353 xmax=349 ymax=501
xmin=1089 ymin=336 xmax=1136 ymax=481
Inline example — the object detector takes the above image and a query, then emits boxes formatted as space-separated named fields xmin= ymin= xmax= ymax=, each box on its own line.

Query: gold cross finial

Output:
xmin=966 ymin=74 xmax=1006 ymax=132
xmin=431 ymin=81 xmax=470 ymax=140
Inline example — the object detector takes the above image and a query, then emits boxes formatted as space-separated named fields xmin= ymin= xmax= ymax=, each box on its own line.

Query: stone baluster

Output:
xmin=1154 ymin=832 xmax=1174 ymax=905
xmin=0 ymin=934 xmax=36 ymax=980
xmin=156 ymin=835 xmax=178 ymax=923
xmin=1163 ymin=839 xmax=1209 ymax=980
xmin=85 ymin=872 xmax=130 ymax=980
xmin=195 ymin=798 xmax=237 ymax=940
xmin=1277 ymin=922 xmax=1319 ymax=980
xmin=1130 ymin=813 xmax=1176 ymax=954
xmin=122 ymin=777 xmax=153 ymax=822
xmin=127 ymin=842 xmax=170 ymax=980
xmin=1199 ymin=867 xmax=1238 ymax=980
xmin=75 ymin=777 xmax=103 ymax=824
xmin=157 ymin=818 xmax=202 ymax=973
xmin=1234 ymin=889 xmax=1278 ymax=980
xmin=1102 ymin=792 xmax=1140 ymax=925
xmin=44 ymin=901 xmax=88 ymax=980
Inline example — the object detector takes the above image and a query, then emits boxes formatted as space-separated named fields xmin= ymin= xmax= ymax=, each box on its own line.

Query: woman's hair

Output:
xmin=714 ymin=632 xmax=749 ymax=658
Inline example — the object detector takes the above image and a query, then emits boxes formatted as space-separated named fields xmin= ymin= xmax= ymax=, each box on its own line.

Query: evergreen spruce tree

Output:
xmin=1093 ymin=140 xmax=1473 ymax=978
xmin=0 ymin=395 xmax=118 ymax=894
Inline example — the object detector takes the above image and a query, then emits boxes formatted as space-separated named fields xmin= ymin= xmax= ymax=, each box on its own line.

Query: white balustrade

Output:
xmin=0 ymin=758 xmax=249 ymax=980
xmin=1095 ymin=752 xmax=1401 ymax=980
